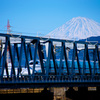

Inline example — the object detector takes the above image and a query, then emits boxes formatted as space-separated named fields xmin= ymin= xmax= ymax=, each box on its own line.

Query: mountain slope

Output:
xmin=46 ymin=17 xmax=100 ymax=40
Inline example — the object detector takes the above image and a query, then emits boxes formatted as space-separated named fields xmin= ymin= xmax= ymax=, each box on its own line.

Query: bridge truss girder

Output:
xmin=0 ymin=33 xmax=100 ymax=88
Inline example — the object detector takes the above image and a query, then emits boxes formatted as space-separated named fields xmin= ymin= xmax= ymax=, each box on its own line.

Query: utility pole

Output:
xmin=7 ymin=19 xmax=11 ymax=34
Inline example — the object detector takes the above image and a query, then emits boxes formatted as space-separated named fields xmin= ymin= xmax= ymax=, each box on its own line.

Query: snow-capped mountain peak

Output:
xmin=46 ymin=17 xmax=100 ymax=40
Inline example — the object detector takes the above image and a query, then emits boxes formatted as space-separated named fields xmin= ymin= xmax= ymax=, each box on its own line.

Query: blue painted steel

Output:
xmin=75 ymin=43 xmax=81 ymax=74
xmin=94 ymin=45 xmax=97 ymax=75
xmin=86 ymin=44 xmax=92 ymax=74
xmin=23 ymin=38 xmax=30 ymax=75
xmin=72 ymin=42 xmax=76 ymax=75
xmin=97 ymin=45 xmax=100 ymax=69
xmin=14 ymin=44 xmax=19 ymax=62
xmin=59 ymin=42 xmax=64 ymax=75
xmin=46 ymin=41 xmax=52 ymax=76
xmin=83 ymin=44 xmax=86 ymax=75
xmin=32 ymin=40 xmax=38 ymax=76
xmin=18 ymin=38 xmax=24 ymax=76
xmin=1 ymin=37 xmax=8 ymax=77
xmin=51 ymin=41 xmax=57 ymax=75
xmin=27 ymin=44 xmax=32 ymax=60
xmin=63 ymin=42 xmax=69 ymax=75
xmin=0 ymin=40 xmax=2 ymax=69
xmin=8 ymin=37 xmax=16 ymax=77
xmin=0 ymin=33 xmax=100 ymax=88
xmin=37 ymin=42 xmax=45 ymax=74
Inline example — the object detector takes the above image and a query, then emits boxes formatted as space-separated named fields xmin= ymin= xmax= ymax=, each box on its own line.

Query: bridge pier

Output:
xmin=97 ymin=87 xmax=100 ymax=91
xmin=66 ymin=87 xmax=100 ymax=100
xmin=78 ymin=87 xmax=88 ymax=92
xmin=66 ymin=87 xmax=78 ymax=100
xmin=41 ymin=87 xmax=54 ymax=100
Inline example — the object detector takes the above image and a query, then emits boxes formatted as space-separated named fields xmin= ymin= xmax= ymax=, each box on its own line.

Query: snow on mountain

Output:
xmin=46 ymin=17 xmax=100 ymax=40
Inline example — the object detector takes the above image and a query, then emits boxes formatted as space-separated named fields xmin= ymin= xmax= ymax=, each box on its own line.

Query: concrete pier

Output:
xmin=66 ymin=87 xmax=100 ymax=100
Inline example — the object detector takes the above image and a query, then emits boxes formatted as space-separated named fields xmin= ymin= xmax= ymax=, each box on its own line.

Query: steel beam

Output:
xmin=72 ymin=42 xmax=76 ymax=75
xmin=38 ymin=42 xmax=45 ymax=74
xmin=86 ymin=44 xmax=92 ymax=75
xmin=1 ymin=37 xmax=8 ymax=78
xmin=75 ymin=43 xmax=81 ymax=74
xmin=46 ymin=41 xmax=52 ymax=76
xmin=8 ymin=37 xmax=16 ymax=77
xmin=63 ymin=42 xmax=69 ymax=75
xmin=18 ymin=38 xmax=23 ymax=76
xmin=93 ymin=45 xmax=97 ymax=75
xmin=83 ymin=44 xmax=86 ymax=75
xmin=51 ymin=42 xmax=57 ymax=75
xmin=97 ymin=45 xmax=100 ymax=69
xmin=23 ymin=38 xmax=30 ymax=75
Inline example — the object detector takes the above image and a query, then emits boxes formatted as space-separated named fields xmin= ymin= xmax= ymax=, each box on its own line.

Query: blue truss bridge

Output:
xmin=0 ymin=33 xmax=100 ymax=89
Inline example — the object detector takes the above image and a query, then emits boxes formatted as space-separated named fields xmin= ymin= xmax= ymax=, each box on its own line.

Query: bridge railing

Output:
xmin=0 ymin=33 xmax=100 ymax=84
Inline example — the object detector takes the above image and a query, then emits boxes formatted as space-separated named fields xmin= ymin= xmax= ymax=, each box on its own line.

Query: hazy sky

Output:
xmin=0 ymin=0 xmax=100 ymax=36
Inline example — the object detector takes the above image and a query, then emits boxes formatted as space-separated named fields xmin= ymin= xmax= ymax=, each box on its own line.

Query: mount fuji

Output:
xmin=46 ymin=17 xmax=100 ymax=41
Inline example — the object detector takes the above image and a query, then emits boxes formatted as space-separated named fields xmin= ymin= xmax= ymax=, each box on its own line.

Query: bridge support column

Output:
xmin=66 ymin=87 xmax=77 ymax=100
xmin=78 ymin=87 xmax=88 ymax=92
xmin=66 ymin=87 xmax=88 ymax=100
xmin=97 ymin=87 xmax=100 ymax=91
xmin=41 ymin=88 xmax=54 ymax=100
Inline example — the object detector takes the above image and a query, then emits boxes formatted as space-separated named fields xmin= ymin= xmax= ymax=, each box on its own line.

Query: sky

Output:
xmin=0 ymin=0 xmax=100 ymax=36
